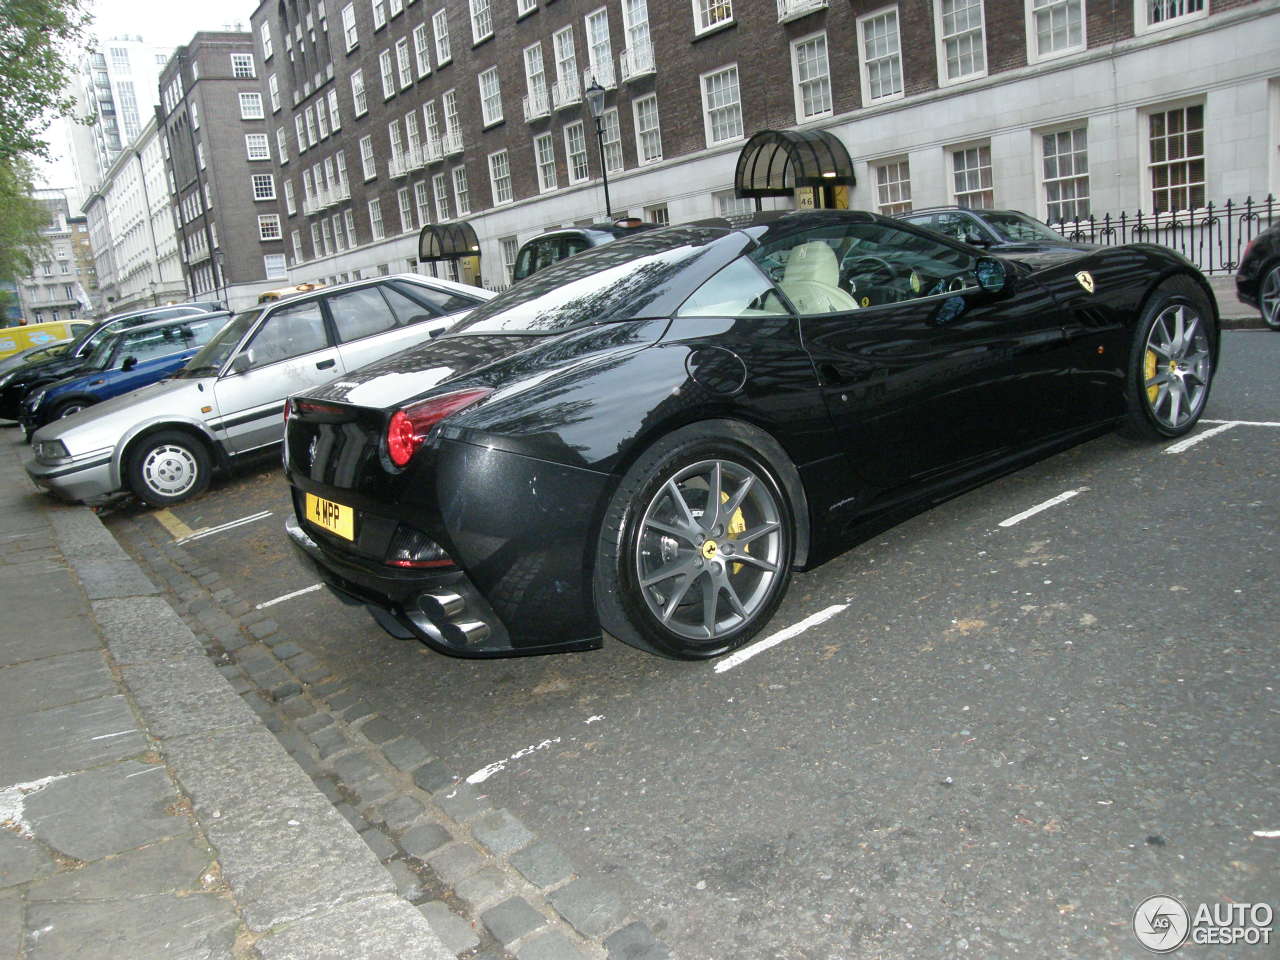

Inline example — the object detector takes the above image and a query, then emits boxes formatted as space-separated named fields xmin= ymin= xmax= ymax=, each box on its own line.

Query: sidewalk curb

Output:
xmin=7 ymin=440 xmax=454 ymax=959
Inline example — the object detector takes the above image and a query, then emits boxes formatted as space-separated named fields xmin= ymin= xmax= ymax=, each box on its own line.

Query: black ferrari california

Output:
xmin=283 ymin=211 xmax=1218 ymax=660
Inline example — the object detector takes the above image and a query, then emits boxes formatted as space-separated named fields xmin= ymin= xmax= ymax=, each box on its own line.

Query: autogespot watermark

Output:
xmin=1133 ymin=896 xmax=1275 ymax=953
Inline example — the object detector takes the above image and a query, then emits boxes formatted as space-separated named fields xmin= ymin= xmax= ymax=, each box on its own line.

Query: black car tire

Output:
xmin=52 ymin=399 xmax=92 ymax=421
xmin=1120 ymin=275 xmax=1216 ymax=441
xmin=1260 ymin=262 xmax=1280 ymax=331
xmin=595 ymin=422 xmax=795 ymax=660
xmin=126 ymin=430 xmax=212 ymax=507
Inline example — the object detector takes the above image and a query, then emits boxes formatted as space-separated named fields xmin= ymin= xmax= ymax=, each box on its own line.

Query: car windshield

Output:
xmin=84 ymin=332 xmax=122 ymax=370
xmin=177 ymin=309 xmax=261 ymax=377
xmin=451 ymin=229 xmax=728 ymax=334
xmin=982 ymin=211 xmax=1065 ymax=243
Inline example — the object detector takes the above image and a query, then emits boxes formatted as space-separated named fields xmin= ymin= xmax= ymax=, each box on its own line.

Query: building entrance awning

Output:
xmin=733 ymin=129 xmax=856 ymax=198
xmin=417 ymin=221 xmax=481 ymax=262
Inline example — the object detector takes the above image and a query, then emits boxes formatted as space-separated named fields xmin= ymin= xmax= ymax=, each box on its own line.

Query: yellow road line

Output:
xmin=153 ymin=508 xmax=198 ymax=541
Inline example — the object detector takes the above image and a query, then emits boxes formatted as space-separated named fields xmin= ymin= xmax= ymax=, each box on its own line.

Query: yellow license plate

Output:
xmin=305 ymin=493 xmax=354 ymax=541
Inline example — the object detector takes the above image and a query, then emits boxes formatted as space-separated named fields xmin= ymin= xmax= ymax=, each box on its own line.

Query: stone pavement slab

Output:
xmin=0 ymin=890 xmax=21 ymax=957
xmin=24 ymin=760 xmax=190 ymax=862
xmin=0 ymin=650 xmax=113 ymax=718
xmin=0 ymin=828 xmax=56 ymax=888
xmin=25 ymin=891 xmax=238 ymax=960
xmin=0 ymin=613 xmax=98 ymax=666
xmin=92 ymin=596 xmax=207 ymax=664
xmin=254 ymin=893 xmax=453 ymax=960
xmin=26 ymin=836 xmax=214 ymax=902
xmin=0 ymin=695 xmax=147 ymax=784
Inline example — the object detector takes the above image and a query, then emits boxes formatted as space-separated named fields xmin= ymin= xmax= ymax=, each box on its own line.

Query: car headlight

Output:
xmin=35 ymin=439 xmax=70 ymax=461
xmin=0 ymin=371 xmax=16 ymax=389
xmin=27 ymin=388 xmax=48 ymax=409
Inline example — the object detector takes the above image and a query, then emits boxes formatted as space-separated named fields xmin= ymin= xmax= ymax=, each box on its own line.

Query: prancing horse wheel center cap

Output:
xmin=701 ymin=540 xmax=719 ymax=560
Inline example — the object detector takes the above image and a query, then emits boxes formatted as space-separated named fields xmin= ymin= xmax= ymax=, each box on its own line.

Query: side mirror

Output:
xmin=230 ymin=351 xmax=253 ymax=375
xmin=974 ymin=257 xmax=1010 ymax=295
xmin=121 ymin=356 xmax=138 ymax=372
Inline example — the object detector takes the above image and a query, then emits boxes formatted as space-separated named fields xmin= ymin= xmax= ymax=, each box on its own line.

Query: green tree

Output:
xmin=0 ymin=155 xmax=50 ymax=290
xmin=0 ymin=0 xmax=94 ymax=163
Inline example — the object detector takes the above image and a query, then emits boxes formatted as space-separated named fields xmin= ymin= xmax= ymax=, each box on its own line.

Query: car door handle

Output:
xmin=316 ymin=358 xmax=335 ymax=370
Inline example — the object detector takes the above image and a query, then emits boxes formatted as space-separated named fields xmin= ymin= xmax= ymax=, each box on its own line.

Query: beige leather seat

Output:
xmin=779 ymin=241 xmax=860 ymax=314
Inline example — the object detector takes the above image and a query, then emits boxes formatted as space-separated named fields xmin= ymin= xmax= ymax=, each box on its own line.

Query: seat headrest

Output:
xmin=782 ymin=241 xmax=839 ymax=286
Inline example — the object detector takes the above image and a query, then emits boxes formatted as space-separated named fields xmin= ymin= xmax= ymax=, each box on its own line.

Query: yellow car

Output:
xmin=0 ymin=320 xmax=93 ymax=360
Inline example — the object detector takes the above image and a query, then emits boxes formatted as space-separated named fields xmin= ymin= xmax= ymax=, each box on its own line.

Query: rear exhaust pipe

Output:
xmin=420 ymin=589 xmax=465 ymax=619
xmin=449 ymin=620 xmax=491 ymax=645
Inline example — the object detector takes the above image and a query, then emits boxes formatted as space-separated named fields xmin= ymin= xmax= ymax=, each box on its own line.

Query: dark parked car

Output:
xmin=1236 ymin=220 xmax=1280 ymax=329
xmin=898 ymin=206 xmax=1096 ymax=254
xmin=511 ymin=218 xmax=658 ymax=282
xmin=282 ymin=210 xmax=1218 ymax=662
xmin=19 ymin=313 xmax=230 ymax=434
xmin=0 ymin=304 xmax=217 ymax=420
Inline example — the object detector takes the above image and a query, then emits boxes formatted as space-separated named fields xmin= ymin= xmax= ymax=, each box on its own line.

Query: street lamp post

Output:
xmin=583 ymin=79 xmax=612 ymax=221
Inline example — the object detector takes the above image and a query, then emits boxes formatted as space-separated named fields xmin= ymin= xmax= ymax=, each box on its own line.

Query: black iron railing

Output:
xmin=1048 ymin=195 xmax=1276 ymax=275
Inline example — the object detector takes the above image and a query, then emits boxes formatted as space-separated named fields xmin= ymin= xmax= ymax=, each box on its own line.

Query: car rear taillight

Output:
xmin=385 ymin=387 xmax=492 ymax=467
xmin=283 ymin=399 xmax=291 ymax=423
xmin=385 ymin=524 xmax=455 ymax=568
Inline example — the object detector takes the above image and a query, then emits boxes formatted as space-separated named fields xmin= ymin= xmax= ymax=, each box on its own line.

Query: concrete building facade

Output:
xmin=158 ymin=32 xmax=292 ymax=310
xmin=245 ymin=0 xmax=1279 ymax=291
xmin=14 ymin=191 xmax=99 ymax=324
xmin=83 ymin=116 xmax=190 ymax=315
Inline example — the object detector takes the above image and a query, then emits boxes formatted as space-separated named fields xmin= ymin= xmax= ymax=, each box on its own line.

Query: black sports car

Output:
xmin=283 ymin=211 xmax=1218 ymax=660
xmin=1236 ymin=220 xmax=1280 ymax=329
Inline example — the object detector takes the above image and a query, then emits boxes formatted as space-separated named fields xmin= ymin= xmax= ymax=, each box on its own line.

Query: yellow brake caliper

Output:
xmin=722 ymin=492 xmax=747 ymax=574
xmin=1144 ymin=349 xmax=1159 ymax=406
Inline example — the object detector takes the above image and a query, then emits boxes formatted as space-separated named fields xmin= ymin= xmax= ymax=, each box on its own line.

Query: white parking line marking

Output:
xmin=466 ymin=737 xmax=564 ymax=784
xmin=175 ymin=510 xmax=273 ymax=545
xmin=90 ymin=729 xmax=137 ymax=741
xmin=125 ymin=766 xmax=165 ymax=778
xmin=256 ymin=583 xmax=323 ymax=609
xmin=1202 ymin=419 xmax=1280 ymax=427
xmin=1252 ymin=829 xmax=1280 ymax=839
xmin=1164 ymin=421 xmax=1238 ymax=454
xmin=997 ymin=488 xmax=1088 ymax=528
xmin=713 ymin=603 xmax=849 ymax=674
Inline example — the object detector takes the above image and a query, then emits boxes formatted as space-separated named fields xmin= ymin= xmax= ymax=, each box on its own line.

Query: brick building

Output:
xmin=158 ymin=32 xmax=291 ymax=309
xmin=247 ymin=0 xmax=1279 ymax=289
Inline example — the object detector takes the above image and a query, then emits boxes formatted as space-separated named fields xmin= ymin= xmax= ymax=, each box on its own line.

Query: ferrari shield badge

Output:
xmin=1075 ymin=270 xmax=1096 ymax=294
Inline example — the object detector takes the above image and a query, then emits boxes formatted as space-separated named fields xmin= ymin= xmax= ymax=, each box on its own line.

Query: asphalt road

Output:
xmin=100 ymin=331 xmax=1279 ymax=959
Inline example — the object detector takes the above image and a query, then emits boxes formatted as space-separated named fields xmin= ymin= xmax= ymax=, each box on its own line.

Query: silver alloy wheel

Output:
xmin=635 ymin=458 xmax=783 ymax=643
xmin=58 ymin=403 xmax=85 ymax=418
xmin=1143 ymin=302 xmax=1212 ymax=430
xmin=1261 ymin=265 xmax=1280 ymax=330
xmin=141 ymin=443 xmax=200 ymax=498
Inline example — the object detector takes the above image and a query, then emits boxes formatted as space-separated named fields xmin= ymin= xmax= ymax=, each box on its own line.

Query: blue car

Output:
xmin=21 ymin=312 xmax=230 ymax=435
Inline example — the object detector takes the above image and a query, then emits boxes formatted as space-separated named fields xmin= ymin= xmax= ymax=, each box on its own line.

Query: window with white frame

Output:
xmin=633 ymin=94 xmax=661 ymax=163
xmin=413 ymin=24 xmax=432 ymax=76
xmin=1147 ymin=103 xmax=1204 ymax=213
xmin=389 ymin=0 xmax=403 ymax=15
xmin=937 ymin=0 xmax=986 ymax=83
xmin=260 ymin=21 xmax=273 ymax=58
xmin=452 ymin=165 xmax=470 ymax=215
xmin=333 ymin=214 xmax=346 ymax=251
xmin=328 ymin=89 xmax=341 ymax=130
xmin=351 ymin=69 xmax=368 ymax=115
xmin=276 ymin=127 xmax=289 ymax=163
xmin=432 ymin=172 xmax=450 ymax=220
xmin=398 ymin=187 xmax=414 ymax=232
xmin=1139 ymin=0 xmax=1204 ymax=31
xmin=360 ymin=135 xmax=377 ymax=179
xmin=601 ymin=107 xmax=623 ymax=173
xmin=372 ymin=0 xmax=387 ymax=29
xmin=396 ymin=38 xmax=412 ymax=88
xmin=791 ymin=33 xmax=832 ymax=122
xmin=874 ymin=158 xmax=912 ymax=214
xmin=317 ymin=102 xmax=330 ymax=138
xmin=321 ymin=218 xmax=334 ymax=257
xmin=292 ymin=229 xmax=304 ymax=263
xmin=524 ymin=43 xmax=546 ymax=102
xmin=859 ymin=8 xmax=903 ymax=103
xmin=344 ymin=209 xmax=357 ymax=245
xmin=232 ymin=53 xmax=256 ymax=78
xmin=1041 ymin=126 xmax=1089 ymax=220
xmin=423 ymin=101 xmax=442 ymax=146
xmin=701 ymin=65 xmax=743 ymax=146
xmin=583 ymin=8 xmax=611 ymax=84
xmin=302 ymin=168 xmax=315 ymax=204
xmin=245 ymin=134 xmax=270 ymax=160
xmin=476 ymin=67 xmax=502 ymax=127
xmin=284 ymin=179 xmax=297 ymax=215
xmin=500 ymin=236 xmax=519 ymax=282
xmin=564 ymin=121 xmax=589 ymax=183
xmin=622 ymin=0 xmax=651 ymax=64
xmin=470 ymin=0 xmax=493 ymax=43
xmin=310 ymin=222 xmax=323 ymax=256
xmin=414 ymin=180 xmax=431 ymax=223
xmin=295 ymin=114 xmax=308 ymax=152
xmin=951 ymin=144 xmax=993 ymax=208
xmin=1029 ymin=0 xmax=1083 ymax=60
xmin=553 ymin=27 xmax=577 ymax=88
xmin=196 ymin=141 xmax=206 ymax=168
xmin=368 ymin=198 xmax=386 ymax=239
xmin=693 ymin=0 xmax=732 ymax=34
xmin=258 ymin=214 xmax=282 ymax=240
xmin=268 ymin=74 xmax=280 ymax=111
xmin=644 ymin=203 xmax=669 ymax=225
xmin=191 ymin=101 xmax=201 ymax=129
xmin=488 ymin=150 xmax=513 ymax=204
xmin=342 ymin=3 xmax=359 ymax=49
xmin=239 ymin=92 xmax=264 ymax=119
xmin=405 ymin=111 xmax=422 ymax=158
xmin=388 ymin=120 xmax=405 ymax=164
xmin=533 ymin=133 xmax=557 ymax=191
xmin=517 ymin=0 xmax=536 ymax=14
xmin=379 ymin=50 xmax=395 ymax=98
xmin=264 ymin=254 xmax=287 ymax=278
xmin=714 ymin=190 xmax=754 ymax=216
xmin=433 ymin=9 xmax=451 ymax=63
xmin=443 ymin=89 xmax=460 ymax=139
xmin=336 ymin=151 xmax=349 ymax=190
xmin=306 ymin=105 xmax=319 ymax=144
